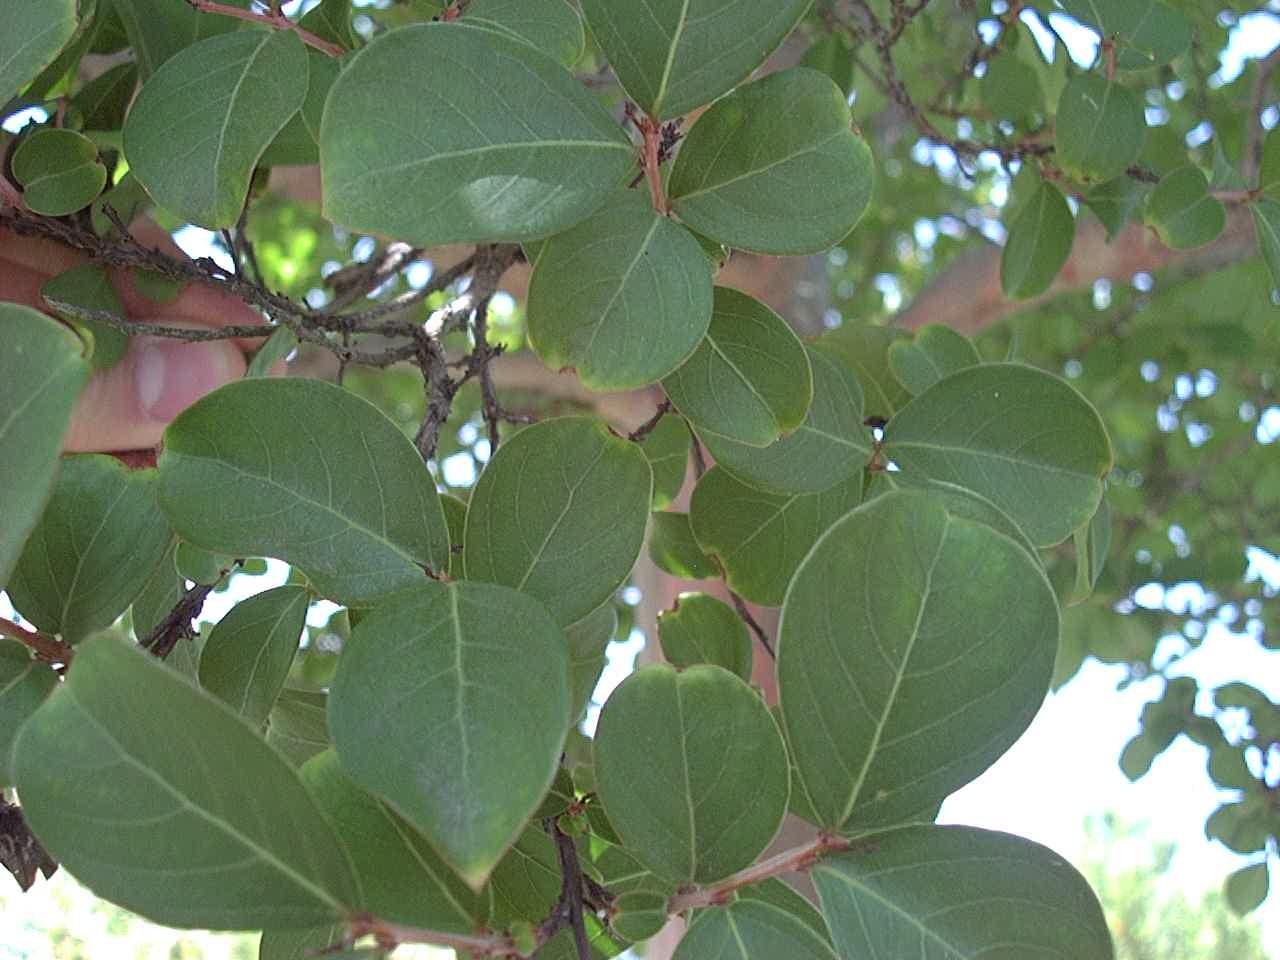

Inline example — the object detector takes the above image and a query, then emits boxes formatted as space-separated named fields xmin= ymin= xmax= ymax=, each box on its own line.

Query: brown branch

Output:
xmin=348 ymin=914 xmax=515 ymax=957
xmin=183 ymin=0 xmax=345 ymax=57
xmin=0 ymin=617 xmax=74 ymax=665
xmin=729 ymin=592 xmax=775 ymax=660
xmin=1244 ymin=47 xmax=1280 ymax=184
xmin=139 ymin=561 xmax=240 ymax=660
xmin=627 ymin=399 xmax=673 ymax=442
xmin=668 ymin=834 xmax=854 ymax=912
xmin=551 ymin=819 xmax=592 ymax=960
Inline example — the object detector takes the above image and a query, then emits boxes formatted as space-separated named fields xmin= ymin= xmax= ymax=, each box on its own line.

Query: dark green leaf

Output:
xmin=657 ymin=592 xmax=752 ymax=681
xmin=594 ymin=664 xmax=789 ymax=884
xmin=463 ymin=417 xmax=651 ymax=626
xmin=1249 ymin=198 xmax=1280 ymax=291
xmin=158 ymin=378 xmax=450 ymax=605
xmin=329 ymin=581 xmax=570 ymax=887
xmin=1260 ymin=128 xmax=1280 ymax=198
xmin=669 ymin=68 xmax=874 ymax=255
xmin=611 ymin=890 xmax=668 ymax=942
xmin=259 ymin=925 xmax=345 ymax=960
xmin=320 ymin=23 xmax=633 ymax=245
xmin=1071 ymin=494 xmax=1110 ymax=604
xmin=298 ymin=0 xmax=355 ymax=50
xmin=778 ymin=490 xmax=1058 ymax=832
xmin=1001 ymin=178 xmax=1075 ymax=298
xmin=734 ymin=877 xmax=832 ymax=947
xmin=13 ymin=635 xmax=359 ymax=927
xmin=124 ymin=30 xmax=308 ymax=227
xmin=265 ymin=687 xmax=330 ymax=767
xmin=887 ymin=323 xmax=981 ymax=396
xmin=673 ymin=899 xmax=836 ymax=960
xmin=112 ymin=0 xmax=246 ymax=77
xmin=245 ymin=325 xmax=298 ymax=378
xmin=1059 ymin=0 xmax=1191 ymax=70
xmin=488 ymin=825 xmax=561 ymax=922
xmin=567 ymin=602 xmax=616 ymax=722
xmin=526 ymin=191 xmax=713 ymax=390
xmin=129 ymin=538 xmax=181 ymax=640
xmin=811 ymin=324 xmax=911 ymax=417
xmin=1055 ymin=74 xmax=1145 ymax=183
xmin=464 ymin=0 xmax=584 ymax=67
xmin=1145 ymin=166 xmax=1226 ymax=250
xmin=1085 ymin=176 xmax=1150 ymax=240
xmin=40 ymin=263 xmax=128 ymax=369
xmin=981 ymin=56 xmax=1043 ymax=122
xmin=72 ymin=61 xmax=137 ymax=130
xmin=663 ymin=287 xmax=812 ymax=447
xmin=0 ymin=640 xmax=57 ymax=787
xmin=801 ymin=34 xmax=854 ymax=96
xmin=648 ymin=512 xmax=717 ymax=580
xmin=439 ymin=493 xmax=467 ymax=578
xmin=639 ymin=414 xmax=691 ymax=510
xmin=0 ymin=0 xmax=78 ymax=103
xmin=11 ymin=128 xmax=107 ymax=216
xmin=1224 ymin=861 xmax=1269 ymax=915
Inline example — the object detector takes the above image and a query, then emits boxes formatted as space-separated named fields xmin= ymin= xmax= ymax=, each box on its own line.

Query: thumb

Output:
xmin=62 ymin=334 xmax=246 ymax=453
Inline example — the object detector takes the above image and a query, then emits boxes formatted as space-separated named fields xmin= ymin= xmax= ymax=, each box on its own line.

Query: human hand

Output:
xmin=0 ymin=222 xmax=267 ymax=453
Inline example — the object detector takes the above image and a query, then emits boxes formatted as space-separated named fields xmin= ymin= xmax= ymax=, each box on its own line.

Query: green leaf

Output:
xmin=112 ymin=0 xmax=247 ymax=77
xmin=1085 ymin=176 xmax=1150 ymax=240
xmin=669 ymin=68 xmax=874 ymax=255
xmin=811 ymin=324 xmax=912 ymax=417
xmin=813 ymin=826 xmax=1112 ymax=959
xmin=41 ymin=263 xmax=128 ymax=369
xmin=673 ymin=900 xmax=837 ymax=960
xmin=612 ymin=890 xmax=669 ymax=942
xmin=174 ymin=541 xmax=229 ymax=586
xmin=688 ymin=467 xmax=862 ymax=607
xmin=981 ymin=56 xmax=1043 ymax=123
xmin=578 ymin=0 xmax=810 ymax=120
xmin=198 ymin=586 xmax=308 ymax=727
xmin=663 ymin=288 xmax=812 ymax=447
xmin=0 ymin=640 xmax=57 ymax=787
xmin=657 ymin=592 xmax=753 ymax=681
xmin=158 ymin=378 xmax=450 ymax=605
xmin=265 ymin=687 xmax=330 ymax=767
xmin=124 ymin=30 xmax=308 ymax=228
xmin=1001 ymin=178 xmax=1075 ymax=298
xmin=298 ymin=0 xmax=355 ymax=50
xmin=11 ymin=128 xmax=107 ymax=216
xmin=1055 ymin=74 xmax=1145 ymax=183
xmin=594 ymin=664 xmax=789 ymax=884
xmin=648 ymin=511 xmax=717 ymax=580
xmin=1260 ymin=128 xmax=1280 ymax=198
xmin=1145 ymin=166 xmax=1226 ymax=250
xmin=259 ymin=926 xmax=345 ymax=960
xmin=1249 ymin=198 xmax=1280 ymax=291
xmin=329 ymin=581 xmax=570 ymax=888
xmin=0 ymin=0 xmax=78 ymax=103
xmin=9 ymin=455 xmax=171 ymax=642
xmin=0 ymin=305 xmax=89 ymax=589
xmin=1071 ymin=494 xmax=1110 ymax=604
xmin=734 ymin=877 xmax=833 ymax=947
xmin=887 ymin=323 xmax=981 ymax=396
xmin=320 ymin=23 xmax=633 ymax=246
xmin=700 ymin=347 xmax=872 ymax=495
xmin=639 ymin=415 xmax=691 ymax=510
xmin=488 ymin=825 xmax=561 ymax=922
xmin=1059 ymin=0 xmax=1191 ymax=70
xmin=801 ymin=34 xmax=854 ymax=96
xmin=567 ymin=602 xmax=616 ymax=722
xmin=463 ymin=417 xmax=651 ymax=626
xmin=300 ymin=750 xmax=484 ymax=930
xmin=778 ymin=490 xmax=1058 ymax=832
xmin=1224 ymin=861 xmax=1269 ymax=916
xmin=464 ymin=0 xmax=584 ymax=67
xmin=129 ymin=538 xmax=181 ymax=639
xmin=884 ymin=363 xmax=1113 ymax=546
xmin=526 ymin=191 xmax=713 ymax=390
xmin=13 ymin=635 xmax=359 ymax=928
xmin=874 ymin=474 xmax=1040 ymax=561
xmin=245 ymin=325 xmax=298 ymax=378
xmin=72 ymin=61 xmax=137 ymax=130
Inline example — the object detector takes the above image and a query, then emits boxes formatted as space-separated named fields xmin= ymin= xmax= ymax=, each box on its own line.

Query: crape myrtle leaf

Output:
xmin=538 ymin=917 xmax=629 ymax=959
xmin=578 ymin=0 xmax=810 ymax=120
xmin=811 ymin=323 xmax=911 ymax=417
xmin=734 ymin=877 xmax=833 ymax=946
xmin=669 ymin=69 xmax=874 ymax=255
xmin=41 ymin=263 xmax=128 ymax=369
xmin=981 ymin=56 xmax=1043 ymax=123
xmin=657 ymin=592 xmax=753 ymax=681
xmin=129 ymin=537 xmax=179 ymax=639
xmin=329 ymin=581 xmax=570 ymax=888
xmin=439 ymin=493 xmax=467 ymax=578
xmin=884 ymin=362 xmax=1113 ymax=546
xmin=663 ymin=287 xmax=812 ymax=447
xmin=566 ymin=601 xmax=617 ymax=722
xmin=300 ymin=750 xmax=484 ymax=930
xmin=588 ymin=836 xmax=673 ymax=897
xmin=1145 ymin=166 xmax=1226 ymax=250
xmin=813 ymin=826 xmax=1112 ymax=959
xmin=158 ymin=378 xmax=450 ymax=605
xmin=1085 ymin=176 xmax=1150 ymax=240
xmin=527 ymin=191 xmax=713 ymax=390
xmin=1000 ymin=177 xmax=1075 ymax=298
xmin=802 ymin=34 xmax=855 ymax=96
xmin=594 ymin=664 xmax=789 ymax=885
xmin=1225 ymin=862 xmax=1269 ymax=915
xmin=9 ymin=455 xmax=171 ymax=642
xmin=73 ymin=61 xmax=138 ymax=130
xmin=464 ymin=417 xmax=651 ymax=626
xmin=612 ymin=889 xmax=668 ymax=942
xmin=298 ymin=0 xmax=356 ymax=50
xmin=266 ymin=687 xmax=330 ymax=767
xmin=112 ymin=0 xmax=249 ymax=78
xmin=21 ymin=0 xmax=104 ymax=105
xmin=1058 ymin=0 xmax=1191 ymax=70
xmin=1071 ymin=493 xmax=1111 ymax=604
xmin=464 ymin=0 xmax=585 ymax=68
xmin=175 ymin=541 xmax=230 ymax=586
xmin=91 ymin=171 xmax=151 ymax=236
xmin=124 ymin=30 xmax=308 ymax=228
xmin=873 ymin=474 xmax=1040 ymax=562
xmin=1249 ymin=198 xmax=1280 ymax=291
xmin=534 ymin=766 xmax=577 ymax=819
xmin=261 ymin=49 xmax=341 ymax=168
xmin=778 ymin=490 xmax=1058 ymax=832
xmin=198 ymin=586 xmax=308 ymax=727
xmin=488 ymin=825 xmax=561 ymax=922
xmin=0 ymin=0 xmax=78 ymax=104
xmin=0 ymin=640 xmax=58 ymax=787
xmin=887 ymin=323 xmax=981 ymax=396
xmin=1055 ymin=74 xmax=1145 ymax=183
xmin=13 ymin=635 xmax=359 ymax=928
xmin=321 ymin=23 xmax=633 ymax=246
xmin=773 ymin=703 xmax=825 ymax=826
xmin=1260 ymin=128 xmax=1280 ymax=198
xmin=11 ymin=128 xmax=107 ymax=217
xmin=648 ymin=512 xmax=718 ymax=580
xmin=245 ymin=325 xmax=298 ymax=378
xmin=639 ymin=414 xmax=691 ymax=510
xmin=673 ymin=900 xmax=837 ymax=960
xmin=700 ymin=347 xmax=872 ymax=495
xmin=259 ymin=925 xmax=345 ymax=960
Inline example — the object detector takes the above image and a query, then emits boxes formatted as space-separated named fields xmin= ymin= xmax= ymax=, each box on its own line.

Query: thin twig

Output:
xmin=729 ymin=592 xmax=775 ymax=660
xmin=183 ymin=0 xmax=345 ymax=57
xmin=0 ymin=617 xmax=74 ymax=665
xmin=627 ymin=399 xmax=673 ymax=442
xmin=550 ymin=819 xmax=592 ymax=960
xmin=667 ymin=834 xmax=855 ymax=912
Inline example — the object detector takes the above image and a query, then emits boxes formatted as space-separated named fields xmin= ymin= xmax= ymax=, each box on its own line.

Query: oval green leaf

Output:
xmin=1225 ymin=861 xmax=1269 ymax=916
xmin=1251 ymin=197 xmax=1280 ymax=291
xmin=464 ymin=0 xmax=584 ymax=67
xmin=981 ymin=56 xmax=1043 ymax=123
xmin=158 ymin=378 xmax=450 ymax=605
xmin=1146 ymin=166 xmax=1226 ymax=250
xmin=0 ymin=0 xmax=78 ymax=104
xmin=648 ymin=511 xmax=717 ymax=580
xmin=639 ymin=414 xmax=691 ymax=510
xmin=673 ymin=899 xmax=837 ymax=960
xmin=811 ymin=324 xmax=912 ymax=418
xmin=778 ymin=490 xmax=1059 ymax=832
xmin=887 ymin=323 xmax=982 ymax=396
xmin=813 ymin=826 xmax=1112 ymax=959
xmin=594 ymin=663 xmax=789 ymax=885
xmin=527 ymin=191 xmax=713 ymax=390
xmin=669 ymin=68 xmax=874 ymax=255
xmin=328 ymin=581 xmax=570 ymax=888
xmin=1055 ymin=73 xmax=1145 ymax=184
xmin=663 ymin=287 xmax=812 ymax=447
xmin=0 ymin=639 xmax=57 ymax=787
xmin=113 ymin=0 xmax=245 ymax=78
xmin=578 ymin=0 xmax=810 ymax=120
xmin=688 ymin=466 xmax=863 ymax=606
xmin=198 ymin=586 xmax=309 ymax=727
xmin=463 ymin=417 xmax=651 ymax=626
xmin=657 ymin=592 xmax=752 ymax=681
xmin=320 ymin=22 xmax=633 ymax=246
xmin=700 ymin=347 xmax=872 ymax=495
xmin=11 ymin=128 xmax=107 ymax=217
xmin=266 ymin=687 xmax=331 ymax=768
xmin=567 ymin=602 xmax=617 ymax=723
xmin=13 ymin=635 xmax=359 ymax=928
xmin=41 ymin=264 xmax=129 ymax=369
xmin=9 ymin=455 xmax=172 ymax=643
xmin=1059 ymin=0 xmax=1191 ymax=70
xmin=1000 ymin=178 xmax=1075 ymax=299
xmin=124 ymin=29 xmax=308 ymax=228
xmin=883 ymin=362 xmax=1113 ymax=546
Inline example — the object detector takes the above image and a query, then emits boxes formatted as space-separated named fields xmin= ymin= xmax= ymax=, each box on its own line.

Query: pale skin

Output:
xmin=0 ymin=222 xmax=271 ymax=452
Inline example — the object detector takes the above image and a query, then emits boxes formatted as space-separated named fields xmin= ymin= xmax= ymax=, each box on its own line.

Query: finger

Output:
xmin=0 ymin=228 xmax=87 ymax=277
xmin=0 ymin=259 xmax=47 ymax=306
xmin=62 ymin=333 xmax=247 ymax=452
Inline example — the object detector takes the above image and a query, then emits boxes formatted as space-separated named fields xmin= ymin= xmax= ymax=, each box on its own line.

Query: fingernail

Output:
xmin=134 ymin=337 xmax=242 ymax=422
